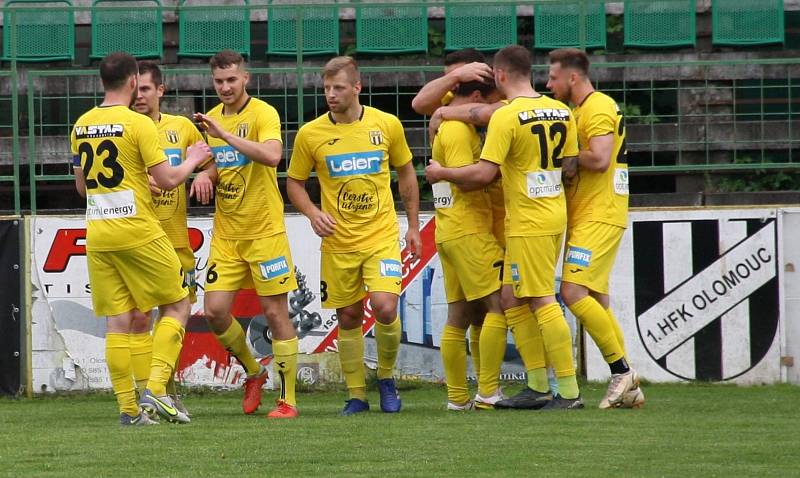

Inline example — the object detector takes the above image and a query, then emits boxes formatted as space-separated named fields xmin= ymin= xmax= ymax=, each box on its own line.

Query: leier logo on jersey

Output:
xmin=614 ymin=168 xmax=630 ymax=195
xmin=212 ymin=145 xmax=250 ymax=168
xmin=165 ymin=148 xmax=182 ymax=166
xmin=165 ymin=130 xmax=179 ymax=144
xmin=259 ymin=256 xmax=290 ymax=280
xmin=86 ymin=189 xmax=136 ymax=221
xmin=526 ymin=170 xmax=562 ymax=198
xmin=326 ymin=151 xmax=383 ymax=177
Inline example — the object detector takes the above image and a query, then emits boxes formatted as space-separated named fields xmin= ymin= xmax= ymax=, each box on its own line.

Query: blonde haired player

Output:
xmin=287 ymin=56 xmax=421 ymax=415
xmin=193 ymin=50 xmax=299 ymax=419
xmin=427 ymin=45 xmax=584 ymax=409
xmin=547 ymin=48 xmax=643 ymax=408
xmin=121 ymin=60 xmax=218 ymax=418
xmin=72 ymin=52 xmax=211 ymax=425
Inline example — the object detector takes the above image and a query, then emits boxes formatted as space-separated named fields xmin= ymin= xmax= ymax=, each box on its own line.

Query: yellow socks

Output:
xmin=272 ymin=337 xmax=298 ymax=406
xmin=441 ymin=325 xmax=470 ymax=405
xmin=338 ymin=326 xmax=366 ymax=400
xmin=478 ymin=312 xmax=507 ymax=397
xmin=147 ymin=316 xmax=185 ymax=397
xmin=569 ymin=296 xmax=624 ymax=364
xmin=505 ymin=304 xmax=547 ymax=391
xmin=535 ymin=303 xmax=579 ymax=398
xmin=528 ymin=367 xmax=550 ymax=393
xmin=606 ymin=306 xmax=626 ymax=356
xmin=106 ymin=333 xmax=138 ymax=416
xmin=215 ymin=317 xmax=261 ymax=376
xmin=374 ymin=317 xmax=401 ymax=380
xmin=129 ymin=332 xmax=152 ymax=394
xmin=469 ymin=325 xmax=481 ymax=382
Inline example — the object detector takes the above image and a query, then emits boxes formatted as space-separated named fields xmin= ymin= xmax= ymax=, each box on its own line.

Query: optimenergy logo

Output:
xmin=526 ymin=170 xmax=562 ymax=198
xmin=326 ymin=151 xmax=383 ymax=177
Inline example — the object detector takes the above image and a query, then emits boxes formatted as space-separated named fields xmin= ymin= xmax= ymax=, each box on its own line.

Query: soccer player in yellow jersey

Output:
xmin=121 ymin=60 xmax=218 ymax=417
xmin=287 ymin=57 xmax=421 ymax=415
xmin=547 ymin=48 xmax=643 ymax=409
xmin=416 ymin=50 xmax=556 ymax=410
xmin=192 ymin=50 xmax=299 ymax=419
xmin=71 ymin=52 xmax=212 ymax=425
xmin=430 ymin=78 xmax=506 ymax=411
xmin=427 ymin=45 xmax=584 ymax=409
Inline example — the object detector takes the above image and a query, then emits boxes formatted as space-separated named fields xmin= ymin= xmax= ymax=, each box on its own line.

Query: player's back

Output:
xmin=568 ymin=91 xmax=628 ymax=228
xmin=481 ymin=95 xmax=578 ymax=237
xmin=71 ymin=105 xmax=166 ymax=252
xmin=431 ymin=119 xmax=493 ymax=243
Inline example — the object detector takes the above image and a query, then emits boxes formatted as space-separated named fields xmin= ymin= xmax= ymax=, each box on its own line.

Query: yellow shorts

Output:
xmin=87 ymin=236 xmax=188 ymax=317
xmin=205 ymin=233 xmax=298 ymax=296
xmin=505 ymin=234 xmax=563 ymax=299
xmin=561 ymin=221 xmax=625 ymax=295
xmin=492 ymin=207 xmax=506 ymax=249
xmin=437 ymin=233 xmax=503 ymax=303
xmin=320 ymin=241 xmax=401 ymax=309
xmin=175 ymin=246 xmax=197 ymax=304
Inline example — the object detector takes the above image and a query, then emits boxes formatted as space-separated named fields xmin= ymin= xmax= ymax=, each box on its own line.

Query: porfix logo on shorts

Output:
xmin=510 ymin=263 xmax=520 ymax=282
xmin=259 ymin=256 xmax=290 ymax=280
xmin=565 ymin=246 xmax=592 ymax=267
xmin=379 ymin=259 xmax=402 ymax=278
xmin=326 ymin=151 xmax=383 ymax=177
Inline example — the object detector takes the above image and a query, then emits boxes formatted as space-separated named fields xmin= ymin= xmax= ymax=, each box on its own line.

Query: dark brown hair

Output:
xmin=548 ymin=48 xmax=590 ymax=76
xmin=99 ymin=51 xmax=138 ymax=90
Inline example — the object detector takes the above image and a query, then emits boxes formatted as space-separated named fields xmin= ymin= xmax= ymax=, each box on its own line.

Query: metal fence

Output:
xmin=1 ymin=57 xmax=800 ymax=213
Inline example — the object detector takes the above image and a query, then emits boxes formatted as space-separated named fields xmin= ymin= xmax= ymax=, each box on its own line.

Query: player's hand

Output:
xmin=428 ymin=108 xmax=444 ymax=139
xmin=405 ymin=227 xmax=422 ymax=262
xmin=190 ymin=171 xmax=215 ymax=205
xmin=193 ymin=113 xmax=226 ymax=139
xmin=425 ymin=159 xmax=444 ymax=183
xmin=186 ymin=140 xmax=212 ymax=167
xmin=452 ymin=62 xmax=493 ymax=84
xmin=148 ymin=174 xmax=162 ymax=196
xmin=562 ymin=156 xmax=578 ymax=186
xmin=309 ymin=209 xmax=337 ymax=237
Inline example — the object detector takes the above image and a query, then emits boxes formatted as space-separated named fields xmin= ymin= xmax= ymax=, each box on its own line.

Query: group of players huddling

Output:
xmin=71 ymin=45 xmax=642 ymax=426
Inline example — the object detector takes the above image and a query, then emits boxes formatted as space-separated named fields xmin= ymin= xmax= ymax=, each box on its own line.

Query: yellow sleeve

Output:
xmin=480 ymin=108 xmax=512 ymax=166
xmin=439 ymin=122 xmax=476 ymax=168
xmin=583 ymin=101 xmax=616 ymax=140
xmin=180 ymin=116 xmax=203 ymax=145
xmin=386 ymin=114 xmax=412 ymax=168
xmin=70 ymin=127 xmax=80 ymax=167
xmin=136 ymin=115 xmax=167 ymax=169
xmin=563 ymin=113 xmax=579 ymax=158
xmin=256 ymin=102 xmax=283 ymax=143
xmin=441 ymin=90 xmax=455 ymax=106
xmin=287 ymin=126 xmax=314 ymax=180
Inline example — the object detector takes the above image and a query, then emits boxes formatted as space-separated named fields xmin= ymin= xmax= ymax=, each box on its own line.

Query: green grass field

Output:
xmin=1 ymin=382 xmax=798 ymax=477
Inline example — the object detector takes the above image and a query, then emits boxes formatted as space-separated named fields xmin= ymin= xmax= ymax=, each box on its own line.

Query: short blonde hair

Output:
xmin=322 ymin=56 xmax=360 ymax=84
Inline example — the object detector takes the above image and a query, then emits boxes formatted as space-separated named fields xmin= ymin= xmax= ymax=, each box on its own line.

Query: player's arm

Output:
xmin=578 ymin=133 xmax=614 ymax=173
xmin=411 ymin=62 xmax=493 ymax=116
xmin=190 ymin=160 xmax=218 ymax=205
xmin=286 ymin=177 xmax=336 ymax=237
xmin=149 ymin=141 xmax=212 ymax=190
xmin=429 ymin=101 xmax=503 ymax=138
xmin=425 ymin=159 xmax=498 ymax=192
xmin=193 ymin=112 xmax=282 ymax=167
xmin=395 ymin=160 xmax=422 ymax=258
xmin=73 ymin=166 xmax=86 ymax=198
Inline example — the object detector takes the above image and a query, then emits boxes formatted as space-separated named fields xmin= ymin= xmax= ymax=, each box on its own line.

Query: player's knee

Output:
xmin=130 ymin=309 xmax=151 ymax=333
xmin=371 ymin=300 xmax=398 ymax=322
xmin=559 ymin=281 xmax=586 ymax=306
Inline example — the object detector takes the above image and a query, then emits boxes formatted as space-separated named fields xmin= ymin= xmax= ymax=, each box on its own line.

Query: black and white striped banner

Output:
xmin=632 ymin=215 xmax=779 ymax=381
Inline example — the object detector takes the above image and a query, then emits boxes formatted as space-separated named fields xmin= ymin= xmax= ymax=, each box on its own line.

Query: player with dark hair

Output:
xmin=547 ymin=48 xmax=643 ymax=409
xmin=287 ymin=56 xmax=421 ymax=415
xmin=193 ymin=50 xmax=300 ymax=419
xmin=427 ymin=45 xmax=585 ymax=410
xmin=72 ymin=51 xmax=211 ymax=425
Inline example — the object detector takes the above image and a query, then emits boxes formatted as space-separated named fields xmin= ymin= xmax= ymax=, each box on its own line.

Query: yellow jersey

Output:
xmin=480 ymin=95 xmax=578 ymax=237
xmin=70 ymin=105 xmax=167 ymax=252
xmin=152 ymin=113 xmax=203 ymax=248
xmin=567 ymin=91 xmax=629 ymax=228
xmin=431 ymin=119 xmax=493 ymax=243
xmin=207 ymin=97 xmax=285 ymax=240
xmin=287 ymin=106 xmax=413 ymax=253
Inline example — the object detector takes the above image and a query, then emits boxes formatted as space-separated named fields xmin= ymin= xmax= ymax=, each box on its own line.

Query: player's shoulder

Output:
xmin=440 ymin=119 xmax=474 ymax=136
xmin=296 ymin=112 xmax=331 ymax=139
xmin=583 ymin=91 xmax=618 ymax=112
xmin=206 ymin=102 xmax=224 ymax=118
xmin=247 ymin=97 xmax=279 ymax=116
xmin=365 ymin=106 xmax=401 ymax=127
